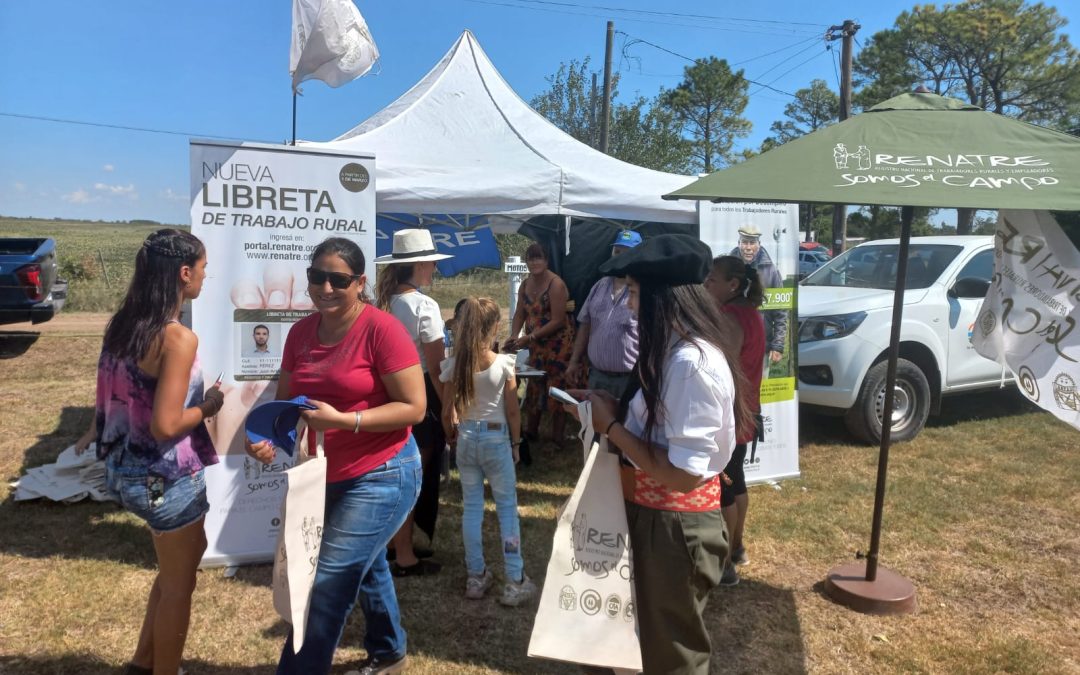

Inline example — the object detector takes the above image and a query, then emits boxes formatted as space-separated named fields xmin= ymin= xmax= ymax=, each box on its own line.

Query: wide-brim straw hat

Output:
xmin=374 ymin=228 xmax=453 ymax=264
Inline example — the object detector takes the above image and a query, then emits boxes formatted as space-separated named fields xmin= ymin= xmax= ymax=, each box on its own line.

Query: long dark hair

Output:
xmin=618 ymin=279 xmax=755 ymax=450
xmin=375 ymin=263 xmax=415 ymax=311
xmin=713 ymin=255 xmax=765 ymax=307
xmin=103 ymin=229 xmax=205 ymax=361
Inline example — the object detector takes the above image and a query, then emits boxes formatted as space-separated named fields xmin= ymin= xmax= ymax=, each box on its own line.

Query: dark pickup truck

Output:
xmin=0 ymin=238 xmax=68 ymax=325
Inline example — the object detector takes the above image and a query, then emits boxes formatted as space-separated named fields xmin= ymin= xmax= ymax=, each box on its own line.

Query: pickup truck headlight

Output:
xmin=799 ymin=311 xmax=867 ymax=343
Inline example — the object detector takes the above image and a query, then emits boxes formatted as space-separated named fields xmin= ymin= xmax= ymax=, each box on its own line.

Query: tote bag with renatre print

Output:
xmin=271 ymin=420 xmax=326 ymax=654
xmin=528 ymin=400 xmax=642 ymax=672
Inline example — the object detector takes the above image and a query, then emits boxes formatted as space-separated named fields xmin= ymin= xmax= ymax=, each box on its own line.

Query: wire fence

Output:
xmin=57 ymin=252 xmax=514 ymax=314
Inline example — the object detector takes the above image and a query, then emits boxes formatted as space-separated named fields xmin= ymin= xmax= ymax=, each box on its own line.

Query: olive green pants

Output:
xmin=625 ymin=501 xmax=728 ymax=675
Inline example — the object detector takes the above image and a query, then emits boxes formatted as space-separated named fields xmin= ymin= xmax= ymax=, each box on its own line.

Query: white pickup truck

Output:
xmin=797 ymin=235 xmax=1007 ymax=443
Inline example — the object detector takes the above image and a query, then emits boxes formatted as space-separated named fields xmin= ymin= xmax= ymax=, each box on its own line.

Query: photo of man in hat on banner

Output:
xmin=730 ymin=225 xmax=790 ymax=378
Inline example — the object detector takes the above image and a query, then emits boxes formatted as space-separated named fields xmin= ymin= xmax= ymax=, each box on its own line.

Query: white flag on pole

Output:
xmin=972 ymin=209 xmax=1080 ymax=430
xmin=290 ymin=0 xmax=378 ymax=90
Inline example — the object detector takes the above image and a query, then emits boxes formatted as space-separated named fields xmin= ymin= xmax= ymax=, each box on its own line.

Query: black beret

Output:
xmin=598 ymin=233 xmax=711 ymax=285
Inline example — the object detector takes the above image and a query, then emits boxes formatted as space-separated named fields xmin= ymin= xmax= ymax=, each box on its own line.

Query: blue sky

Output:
xmin=2 ymin=0 xmax=1078 ymax=225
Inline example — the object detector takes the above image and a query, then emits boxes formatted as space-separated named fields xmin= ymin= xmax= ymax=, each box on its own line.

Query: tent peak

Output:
xmin=868 ymin=92 xmax=982 ymax=113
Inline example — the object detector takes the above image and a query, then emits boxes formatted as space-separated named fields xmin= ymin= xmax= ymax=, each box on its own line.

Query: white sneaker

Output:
xmin=499 ymin=573 xmax=536 ymax=607
xmin=465 ymin=568 xmax=494 ymax=599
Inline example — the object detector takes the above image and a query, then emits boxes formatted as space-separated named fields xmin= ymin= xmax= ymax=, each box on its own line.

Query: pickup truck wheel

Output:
xmin=844 ymin=358 xmax=931 ymax=444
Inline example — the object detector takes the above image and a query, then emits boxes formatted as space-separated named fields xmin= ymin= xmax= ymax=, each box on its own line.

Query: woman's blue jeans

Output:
xmin=457 ymin=421 xmax=524 ymax=581
xmin=277 ymin=436 xmax=422 ymax=674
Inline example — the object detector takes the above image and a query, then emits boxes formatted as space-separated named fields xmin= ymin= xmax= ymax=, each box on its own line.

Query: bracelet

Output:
xmin=353 ymin=410 xmax=363 ymax=433
xmin=511 ymin=440 xmax=522 ymax=446
xmin=603 ymin=420 xmax=619 ymax=436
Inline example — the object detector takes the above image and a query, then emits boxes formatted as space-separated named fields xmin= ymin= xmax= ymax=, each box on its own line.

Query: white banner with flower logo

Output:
xmin=972 ymin=209 xmax=1080 ymax=430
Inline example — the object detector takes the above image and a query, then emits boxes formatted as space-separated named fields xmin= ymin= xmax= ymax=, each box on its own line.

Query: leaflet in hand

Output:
xmin=548 ymin=387 xmax=579 ymax=406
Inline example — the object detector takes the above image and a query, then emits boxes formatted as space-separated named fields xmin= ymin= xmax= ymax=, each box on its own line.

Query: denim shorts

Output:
xmin=105 ymin=452 xmax=209 ymax=533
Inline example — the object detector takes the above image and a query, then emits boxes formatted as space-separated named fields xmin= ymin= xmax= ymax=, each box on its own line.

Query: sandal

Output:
xmin=390 ymin=559 xmax=443 ymax=577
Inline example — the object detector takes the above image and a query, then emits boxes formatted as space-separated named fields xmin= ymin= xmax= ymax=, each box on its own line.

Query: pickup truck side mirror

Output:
xmin=949 ymin=277 xmax=991 ymax=299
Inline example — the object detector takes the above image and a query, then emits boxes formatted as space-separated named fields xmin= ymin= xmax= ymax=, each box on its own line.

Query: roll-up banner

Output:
xmin=698 ymin=202 xmax=801 ymax=484
xmin=190 ymin=140 xmax=376 ymax=567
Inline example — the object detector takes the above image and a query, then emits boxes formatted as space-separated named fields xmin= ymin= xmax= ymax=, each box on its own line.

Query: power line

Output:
xmin=730 ymin=35 xmax=823 ymax=67
xmin=749 ymin=47 xmax=830 ymax=96
xmin=618 ymin=34 xmax=798 ymax=97
xmin=0 ymin=111 xmax=272 ymax=143
xmin=829 ymin=43 xmax=842 ymax=91
xmin=503 ymin=0 xmax=829 ymax=29
xmin=748 ymin=39 xmax=824 ymax=81
xmin=462 ymin=0 xmax=823 ymax=36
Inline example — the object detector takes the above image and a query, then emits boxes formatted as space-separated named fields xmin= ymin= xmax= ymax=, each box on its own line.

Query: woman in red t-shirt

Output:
xmin=704 ymin=255 xmax=766 ymax=587
xmin=246 ymin=237 xmax=426 ymax=675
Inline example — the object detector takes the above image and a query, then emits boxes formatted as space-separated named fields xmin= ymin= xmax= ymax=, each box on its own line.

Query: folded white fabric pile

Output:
xmin=11 ymin=443 xmax=115 ymax=503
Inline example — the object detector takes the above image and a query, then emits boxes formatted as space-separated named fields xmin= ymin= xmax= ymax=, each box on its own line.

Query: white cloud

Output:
xmin=102 ymin=164 xmax=115 ymax=172
xmin=161 ymin=187 xmax=187 ymax=201
xmin=94 ymin=182 xmax=138 ymax=200
xmin=13 ymin=182 xmax=26 ymax=192
xmin=62 ymin=189 xmax=95 ymax=204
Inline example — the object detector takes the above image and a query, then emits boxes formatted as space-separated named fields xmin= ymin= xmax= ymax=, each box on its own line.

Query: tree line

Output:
xmin=530 ymin=0 xmax=1080 ymax=239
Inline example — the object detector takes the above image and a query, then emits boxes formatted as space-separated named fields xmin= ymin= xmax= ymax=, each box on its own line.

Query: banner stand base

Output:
xmin=823 ymin=561 xmax=916 ymax=615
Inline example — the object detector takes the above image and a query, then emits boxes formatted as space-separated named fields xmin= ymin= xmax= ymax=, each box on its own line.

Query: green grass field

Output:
xmin=1 ymin=318 xmax=1078 ymax=673
xmin=2 ymin=218 xmax=1078 ymax=673
xmin=0 ymin=217 xmax=517 ymax=313
xmin=1 ymin=218 xmax=167 ymax=312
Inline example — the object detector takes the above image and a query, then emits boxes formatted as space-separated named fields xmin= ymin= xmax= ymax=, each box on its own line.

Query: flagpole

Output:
xmin=291 ymin=91 xmax=297 ymax=146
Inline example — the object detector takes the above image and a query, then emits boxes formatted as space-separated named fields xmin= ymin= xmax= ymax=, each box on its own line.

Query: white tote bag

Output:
xmin=528 ymin=401 xmax=642 ymax=671
xmin=271 ymin=420 xmax=326 ymax=654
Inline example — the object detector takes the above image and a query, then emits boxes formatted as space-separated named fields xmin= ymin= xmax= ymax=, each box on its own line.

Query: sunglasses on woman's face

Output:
xmin=306 ymin=267 xmax=359 ymax=289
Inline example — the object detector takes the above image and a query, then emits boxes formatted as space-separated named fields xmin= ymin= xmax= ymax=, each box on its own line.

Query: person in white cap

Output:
xmin=375 ymin=229 xmax=453 ymax=576
xmin=730 ymin=225 xmax=787 ymax=367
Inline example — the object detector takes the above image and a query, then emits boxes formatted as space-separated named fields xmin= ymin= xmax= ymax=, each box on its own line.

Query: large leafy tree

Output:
xmin=754 ymin=80 xmax=840 ymax=237
xmin=530 ymin=59 xmax=691 ymax=173
xmin=661 ymin=57 xmax=751 ymax=172
xmin=765 ymin=79 xmax=840 ymax=146
xmin=608 ymin=96 xmax=692 ymax=174
xmin=530 ymin=58 xmax=610 ymax=149
xmin=853 ymin=0 xmax=1080 ymax=233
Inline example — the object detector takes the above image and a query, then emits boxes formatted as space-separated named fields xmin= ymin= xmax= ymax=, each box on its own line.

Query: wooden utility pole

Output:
xmin=591 ymin=73 xmax=599 ymax=149
xmin=827 ymin=19 xmax=859 ymax=254
xmin=600 ymin=21 xmax=614 ymax=153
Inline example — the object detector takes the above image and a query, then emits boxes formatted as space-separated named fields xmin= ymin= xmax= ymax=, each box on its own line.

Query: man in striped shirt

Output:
xmin=566 ymin=230 xmax=641 ymax=400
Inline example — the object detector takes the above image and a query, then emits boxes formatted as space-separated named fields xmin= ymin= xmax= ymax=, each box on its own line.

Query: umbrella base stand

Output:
xmin=823 ymin=561 xmax=917 ymax=615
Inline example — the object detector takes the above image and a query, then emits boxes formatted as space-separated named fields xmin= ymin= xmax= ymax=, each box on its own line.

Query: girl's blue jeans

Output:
xmin=277 ymin=436 xmax=422 ymax=674
xmin=456 ymin=420 xmax=523 ymax=581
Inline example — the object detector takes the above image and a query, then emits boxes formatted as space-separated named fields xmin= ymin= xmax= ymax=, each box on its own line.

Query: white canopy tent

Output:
xmin=302 ymin=30 xmax=698 ymax=225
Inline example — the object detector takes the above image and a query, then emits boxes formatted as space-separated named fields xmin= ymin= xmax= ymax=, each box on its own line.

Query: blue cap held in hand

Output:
xmin=244 ymin=396 xmax=317 ymax=456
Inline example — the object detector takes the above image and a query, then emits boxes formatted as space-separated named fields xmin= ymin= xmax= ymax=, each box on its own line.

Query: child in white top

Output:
xmin=440 ymin=297 xmax=534 ymax=606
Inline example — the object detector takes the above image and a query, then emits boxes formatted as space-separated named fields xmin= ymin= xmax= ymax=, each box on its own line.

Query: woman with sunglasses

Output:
xmin=246 ymin=237 xmax=426 ymax=675
xmin=374 ymin=229 xmax=453 ymax=577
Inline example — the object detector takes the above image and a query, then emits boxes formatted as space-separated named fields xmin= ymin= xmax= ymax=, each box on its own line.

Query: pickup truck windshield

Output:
xmin=803 ymin=244 xmax=963 ymax=290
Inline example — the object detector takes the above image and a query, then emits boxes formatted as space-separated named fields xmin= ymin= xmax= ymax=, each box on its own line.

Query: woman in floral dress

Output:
xmin=506 ymin=242 xmax=575 ymax=442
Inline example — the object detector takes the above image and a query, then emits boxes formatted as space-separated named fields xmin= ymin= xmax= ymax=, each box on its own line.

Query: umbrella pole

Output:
xmin=823 ymin=204 xmax=917 ymax=615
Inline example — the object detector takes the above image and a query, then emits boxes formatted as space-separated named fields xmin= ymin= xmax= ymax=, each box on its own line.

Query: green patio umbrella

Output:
xmin=667 ymin=92 xmax=1080 ymax=209
xmin=665 ymin=91 xmax=1080 ymax=615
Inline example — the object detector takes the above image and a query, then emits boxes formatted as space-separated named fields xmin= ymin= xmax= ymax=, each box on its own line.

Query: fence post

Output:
xmin=98 ymin=250 xmax=111 ymax=287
